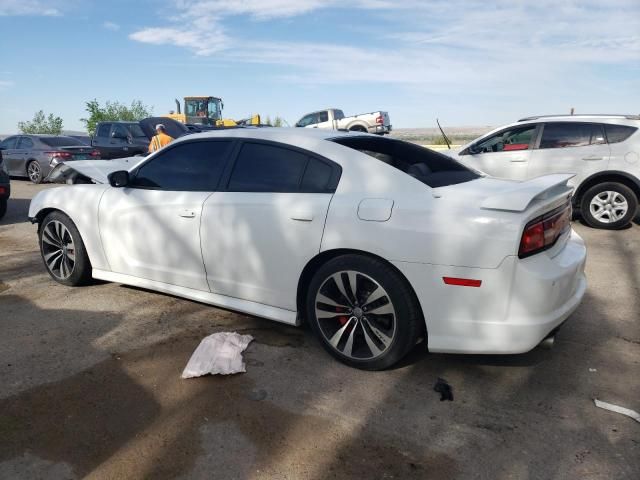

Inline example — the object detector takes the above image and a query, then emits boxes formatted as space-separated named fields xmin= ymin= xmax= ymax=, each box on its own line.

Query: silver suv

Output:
xmin=449 ymin=114 xmax=640 ymax=229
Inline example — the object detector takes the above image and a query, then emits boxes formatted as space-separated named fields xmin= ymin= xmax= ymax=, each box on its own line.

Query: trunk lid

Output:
xmin=57 ymin=145 xmax=99 ymax=160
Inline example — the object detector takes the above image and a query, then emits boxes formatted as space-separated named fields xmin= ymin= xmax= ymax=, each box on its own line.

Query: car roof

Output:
xmin=170 ymin=127 xmax=370 ymax=145
xmin=518 ymin=114 xmax=640 ymax=122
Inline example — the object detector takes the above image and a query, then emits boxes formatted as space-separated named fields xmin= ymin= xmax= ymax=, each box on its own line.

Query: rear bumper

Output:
xmin=368 ymin=124 xmax=392 ymax=134
xmin=393 ymin=230 xmax=587 ymax=354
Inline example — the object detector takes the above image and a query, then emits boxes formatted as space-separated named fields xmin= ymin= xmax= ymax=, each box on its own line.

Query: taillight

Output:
xmin=90 ymin=150 xmax=100 ymax=158
xmin=375 ymin=115 xmax=383 ymax=125
xmin=519 ymin=202 xmax=571 ymax=258
xmin=0 ymin=186 xmax=5 ymax=195
xmin=45 ymin=151 xmax=72 ymax=160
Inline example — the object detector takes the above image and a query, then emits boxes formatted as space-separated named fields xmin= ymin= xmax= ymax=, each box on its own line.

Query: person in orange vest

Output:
xmin=148 ymin=124 xmax=174 ymax=153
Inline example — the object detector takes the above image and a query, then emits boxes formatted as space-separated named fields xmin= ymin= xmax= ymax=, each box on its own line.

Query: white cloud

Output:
xmin=103 ymin=21 xmax=120 ymax=31
xmin=129 ymin=0 xmax=640 ymax=90
xmin=0 ymin=0 xmax=60 ymax=16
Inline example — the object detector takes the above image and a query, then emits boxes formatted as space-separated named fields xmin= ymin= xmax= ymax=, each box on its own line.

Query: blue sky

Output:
xmin=0 ymin=0 xmax=638 ymax=133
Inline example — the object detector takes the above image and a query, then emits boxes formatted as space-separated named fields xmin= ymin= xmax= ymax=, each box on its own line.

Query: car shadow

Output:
xmin=0 ymin=198 xmax=31 ymax=226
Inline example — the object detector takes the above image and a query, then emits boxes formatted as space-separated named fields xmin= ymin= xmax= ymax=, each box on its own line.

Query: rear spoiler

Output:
xmin=481 ymin=173 xmax=575 ymax=212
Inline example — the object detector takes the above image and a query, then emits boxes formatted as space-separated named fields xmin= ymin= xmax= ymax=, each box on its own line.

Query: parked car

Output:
xmin=0 ymin=135 xmax=100 ymax=183
xmin=295 ymin=108 xmax=392 ymax=135
xmin=446 ymin=114 xmax=640 ymax=229
xmin=92 ymin=121 xmax=151 ymax=159
xmin=0 ymin=149 xmax=9 ymax=219
xmin=29 ymin=129 xmax=586 ymax=370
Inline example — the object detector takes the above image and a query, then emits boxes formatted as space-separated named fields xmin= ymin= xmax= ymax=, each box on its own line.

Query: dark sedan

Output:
xmin=0 ymin=135 xmax=100 ymax=183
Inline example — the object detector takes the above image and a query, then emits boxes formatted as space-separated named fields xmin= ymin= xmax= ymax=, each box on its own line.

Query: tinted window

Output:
xmin=474 ymin=125 xmax=536 ymax=153
xmin=97 ymin=123 xmax=111 ymax=138
xmin=1 ymin=137 xmax=18 ymax=149
xmin=539 ymin=123 xmax=604 ymax=149
xmin=127 ymin=124 xmax=147 ymax=138
xmin=605 ymin=124 xmax=637 ymax=144
xmin=318 ymin=111 xmax=329 ymax=123
xmin=133 ymin=140 xmax=231 ymax=191
xmin=18 ymin=137 xmax=34 ymax=149
xmin=332 ymin=136 xmax=480 ymax=188
xmin=301 ymin=158 xmax=333 ymax=192
xmin=112 ymin=124 xmax=128 ymax=138
xmin=228 ymin=143 xmax=308 ymax=192
xmin=334 ymin=110 xmax=345 ymax=120
xmin=40 ymin=136 xmax=86 ymax=147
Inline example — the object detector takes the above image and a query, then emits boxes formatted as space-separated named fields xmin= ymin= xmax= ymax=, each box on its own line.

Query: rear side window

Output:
xmin=318 ymin=111 xmax=329 ymax=123
xmin=40 ymin=137 xmax=86 ymax=147
xmin=604 ymin=124 xmax=637 ymax=144
xmin=133 ymin=140 xmax=231 ymax=191
xmin=334 ymin=110 xmax=345 ymax=120
xmin=17 ymin=137 xmax=34 ymax=149
xmin=539 ymin=123 xmax=605 ymax=149
xmin=300 ymin=158 xmax=333 ymax=192
xmin=228 ymin=143 xmax=308 ymax=192
xmin=97 ymin=123 xmax=111 ymax=138
xmin=331 ymin=136 xmax=480 ymax=188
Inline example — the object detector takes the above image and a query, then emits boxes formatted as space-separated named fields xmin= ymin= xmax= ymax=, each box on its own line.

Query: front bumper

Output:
xmin=393 ymin=229 xmax=587 ymax=354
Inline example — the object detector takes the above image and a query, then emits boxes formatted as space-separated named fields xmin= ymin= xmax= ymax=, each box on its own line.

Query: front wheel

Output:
xmin=306 ymin=255 xmax=423 ymax=370
xmin=580 ymin=182 xmax=638 ymax=229
xmin=39 ymin=211 xmax=92 ymax=286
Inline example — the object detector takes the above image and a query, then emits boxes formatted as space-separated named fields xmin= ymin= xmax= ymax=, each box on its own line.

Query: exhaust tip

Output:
xmin=540 ymin=336 xmax=555 ymax=350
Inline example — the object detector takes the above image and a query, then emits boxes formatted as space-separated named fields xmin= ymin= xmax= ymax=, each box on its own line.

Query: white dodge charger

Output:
xmin=29 ymin=129 xmax=587 ymax=370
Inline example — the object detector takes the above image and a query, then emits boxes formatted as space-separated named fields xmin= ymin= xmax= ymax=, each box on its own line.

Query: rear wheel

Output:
xmin=306 ymin=254 xmax=423 ymax=370
xmin=27 ymin=161 xmax=43 ymax=184
xmin=349 ymin=125 xmax=367 ymax=133
xmin=39 ymin=211 xmax=92 ymax=286
xmin=580 ymin=182 xmax=638 ymax=229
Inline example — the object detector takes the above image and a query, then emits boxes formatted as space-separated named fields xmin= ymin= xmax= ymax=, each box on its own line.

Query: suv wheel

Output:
xmin=306 ymin=254 xmax=423 ymax=370
xmin=580 ymin=182 xmax=638 ymax=229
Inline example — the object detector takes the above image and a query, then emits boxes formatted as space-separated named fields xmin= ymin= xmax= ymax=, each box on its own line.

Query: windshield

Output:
xmin=331 ymin=136 xmax=480 ymax=188
xmin=208 ymin=99 xmax=222 ymax=121
xmin=40 ymin=136 xmax=86 ymax=147
xmin=127 ymin=124 xmax=147 ymax=138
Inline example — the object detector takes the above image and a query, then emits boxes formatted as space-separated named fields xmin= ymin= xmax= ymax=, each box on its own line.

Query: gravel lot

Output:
xmin=1 ymin=179 xmax=639 ymax=479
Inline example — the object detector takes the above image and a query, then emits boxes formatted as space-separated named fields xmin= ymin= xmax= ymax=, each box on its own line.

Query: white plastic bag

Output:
xmin=182 ymin=332 xmax=254 ymax=378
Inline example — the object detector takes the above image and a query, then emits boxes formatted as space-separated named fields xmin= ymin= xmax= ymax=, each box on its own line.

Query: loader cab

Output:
xmin=184 ymin=96 xmax=223 ymax=125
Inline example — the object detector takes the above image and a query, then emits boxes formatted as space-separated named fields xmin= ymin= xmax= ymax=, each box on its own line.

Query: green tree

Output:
xmin=81 ymin=99 xmax=152 ymax=136
xmin=263 ymin=115 xmax=286 ymax=127
xmin=18 ymin=110 xmax=64 ymax=134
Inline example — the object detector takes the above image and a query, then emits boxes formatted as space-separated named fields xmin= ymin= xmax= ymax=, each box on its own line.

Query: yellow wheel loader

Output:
xmin=165 ymin=96 xmax=260 ymax=127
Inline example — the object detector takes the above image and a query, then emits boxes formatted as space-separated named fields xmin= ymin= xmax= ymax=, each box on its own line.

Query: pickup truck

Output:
xmin=91 ymin=121 xmax=150 ymax=159
xmin=295 ymin=108 xmax=392 ymax=135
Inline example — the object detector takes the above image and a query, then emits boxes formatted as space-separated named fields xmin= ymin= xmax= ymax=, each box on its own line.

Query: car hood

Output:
xmin=46 ymin=157 xmax=142 ymax=184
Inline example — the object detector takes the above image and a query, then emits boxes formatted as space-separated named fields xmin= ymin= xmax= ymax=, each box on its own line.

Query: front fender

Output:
xmin=29 ymin=185 xmax=111 ymax=271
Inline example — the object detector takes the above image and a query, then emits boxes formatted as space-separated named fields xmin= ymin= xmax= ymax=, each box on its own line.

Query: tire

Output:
xmin=39 ymin=211 xmax=92 ymax=286
xmin=0 ymin=199 xmax=6 ymax=220
xmin=580 ymin=182 xmax=638 ymax=229
xmin=349 ymin=125 xmax=367 ymax=133
xmin=27 ymin=160 xmax=43 ymax=184
xmin=306 ymin=254 xmax=423 ymax=370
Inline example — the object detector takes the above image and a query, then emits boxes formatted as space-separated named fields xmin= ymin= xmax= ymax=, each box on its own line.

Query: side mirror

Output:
xmin=466 ymin=145 xmax=480 ymax=155
xmin=108 ymin=170 xmax=130 ymax=188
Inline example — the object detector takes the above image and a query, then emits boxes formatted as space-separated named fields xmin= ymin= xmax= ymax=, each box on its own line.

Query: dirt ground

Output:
xmin=1 ymin=179 xmax=639 ymax=480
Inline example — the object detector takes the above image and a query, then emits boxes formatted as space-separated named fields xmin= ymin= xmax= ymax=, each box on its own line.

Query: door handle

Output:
xmin=509 ymin=158 xmax=527 ymax=162
xmin=583 ymin=156 xmax=603 ymax=161
xmin=179 ymin=210 xmax=196 ymax=218
xmin=290 ymin=211 xmax=314 ymax=221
